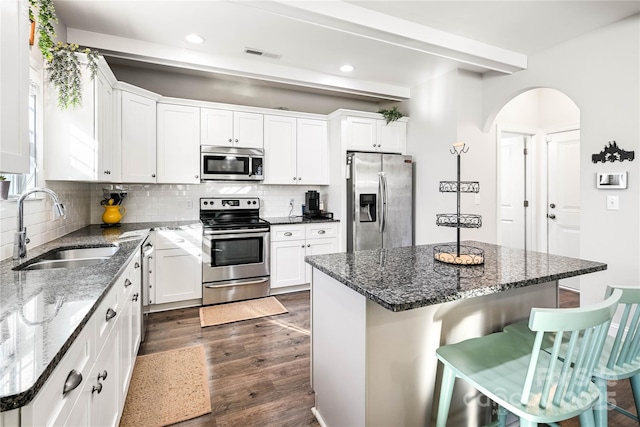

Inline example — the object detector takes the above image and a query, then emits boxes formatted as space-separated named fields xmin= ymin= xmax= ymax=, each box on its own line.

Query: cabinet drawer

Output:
xmin=271 ymin=225 xmax=306 ymax=242
xmin=155 ymin=228 xmax=202 ymax=250
xmin=24 ymin=316 xmax=95 ymax=427
xmin=95 ymin=281 xmax=121 ymax=357
xmin=306 ymin=222 xmax=338 ymax=240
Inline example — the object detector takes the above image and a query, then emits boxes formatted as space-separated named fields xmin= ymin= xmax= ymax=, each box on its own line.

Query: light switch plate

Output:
xmin=606 ymin=195 xmax=619 ymax=210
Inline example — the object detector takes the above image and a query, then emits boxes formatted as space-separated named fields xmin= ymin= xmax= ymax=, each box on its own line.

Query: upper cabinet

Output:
xmin=157 ymin=102 xmax=200 ymax=184
xmin=45 ymin=57 xmax=117 ymax=181
xmin=345 ymin=115 xmax=407 ymax=154
xmin=264 ymin=115 xmax=328 ymax=185
xmin=201 ymin=108 xmax=263 ymax=148
xmin=0 ymin=0 xmax=29 ymax=174
xmin=119 ymin=86 xmax=159 ymax=183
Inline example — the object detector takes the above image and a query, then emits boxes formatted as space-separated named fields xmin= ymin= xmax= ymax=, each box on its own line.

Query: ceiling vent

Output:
xmin=244 ymin=47 xmax=282 ymax=60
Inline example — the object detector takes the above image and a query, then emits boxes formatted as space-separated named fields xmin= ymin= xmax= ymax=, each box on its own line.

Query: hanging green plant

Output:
xmin=29 ymin=0 xmax=100 ymax=109
xmin=378 ymin=106 xmax=404 ymax=124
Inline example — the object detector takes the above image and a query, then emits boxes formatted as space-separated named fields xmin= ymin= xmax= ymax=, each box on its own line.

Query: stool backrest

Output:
xmin=604 ymin=286 xmax=640 ymax=369
xmin=521 ymin=289 xmax=622 ymax=408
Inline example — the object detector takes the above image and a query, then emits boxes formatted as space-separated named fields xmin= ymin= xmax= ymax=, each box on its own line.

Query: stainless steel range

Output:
xmin=200 ymin=197 xmax=270 ymax=305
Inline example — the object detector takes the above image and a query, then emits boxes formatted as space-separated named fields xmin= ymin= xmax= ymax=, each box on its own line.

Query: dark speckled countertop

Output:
xmin=305 ymin=241 xmax=607 ymax=312
xmin=264 ymin=216 xmax=340 ymax=225
xmin=0 ymin=221 xmax=200 ymax=411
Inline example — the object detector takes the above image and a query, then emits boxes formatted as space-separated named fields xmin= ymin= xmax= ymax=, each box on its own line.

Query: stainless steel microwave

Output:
xmin=201 ymin=146 xmax=264 ymax=181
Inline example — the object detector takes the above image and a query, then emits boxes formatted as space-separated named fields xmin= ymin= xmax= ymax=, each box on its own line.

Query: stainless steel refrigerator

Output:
xmin=346 ymin=152 xmax=413 ymax=251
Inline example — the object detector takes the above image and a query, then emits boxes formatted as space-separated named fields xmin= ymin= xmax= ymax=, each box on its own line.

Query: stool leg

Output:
xmin=631 ymin=373 xmax=640 ymax=419
xmin=519 ymin=419 xmax=538 ymax=427
xmin=436 ymin=365 xmax=456 ymax=427
xmin=593 ymin=377 xmax=608 ymax=427
xmin=578 ymin=408 xmax=596 ymax=427
xmin=497 ymin=405 xmax=508 ymax=427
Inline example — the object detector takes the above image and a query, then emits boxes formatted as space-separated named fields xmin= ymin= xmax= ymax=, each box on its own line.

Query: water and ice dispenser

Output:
xmin=359 ymin=194 xmax=377 ymax=222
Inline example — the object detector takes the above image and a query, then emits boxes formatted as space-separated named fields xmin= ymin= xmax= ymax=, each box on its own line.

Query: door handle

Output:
xmin=547 ymin=214 xmax=556 ymax=219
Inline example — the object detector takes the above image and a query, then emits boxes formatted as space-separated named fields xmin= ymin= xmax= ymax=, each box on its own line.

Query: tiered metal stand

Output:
xmin=434 ymin=143 xmax=484 ymax=265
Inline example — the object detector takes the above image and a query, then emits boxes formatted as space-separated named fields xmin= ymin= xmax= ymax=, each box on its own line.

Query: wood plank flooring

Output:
xmin=138 ymin=289 xmax=637 ymax=427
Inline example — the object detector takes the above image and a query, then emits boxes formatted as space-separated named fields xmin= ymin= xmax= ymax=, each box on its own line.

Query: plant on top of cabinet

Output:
xmin=30 ymin=0 xmax=100 ymax=108
xmin=378 ymin=106 xmax=404 ymax=124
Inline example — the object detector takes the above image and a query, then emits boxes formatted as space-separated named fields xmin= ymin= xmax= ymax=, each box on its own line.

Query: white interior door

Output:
xmin=500 ymin=134 xmax=525 ymax=249
xmin=548 ymin=130 xmax=581 ymax=290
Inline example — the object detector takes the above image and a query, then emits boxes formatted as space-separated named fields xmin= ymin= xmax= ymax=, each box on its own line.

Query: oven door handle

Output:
xmin=204 ymin=278 xmax=270 ymax=289
xmin=204 ymin=227 xmax=270 ymax=236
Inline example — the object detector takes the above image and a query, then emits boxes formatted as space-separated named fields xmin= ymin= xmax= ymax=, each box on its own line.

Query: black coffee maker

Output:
xmin=303 ymin=190 xmax=321 ymax=216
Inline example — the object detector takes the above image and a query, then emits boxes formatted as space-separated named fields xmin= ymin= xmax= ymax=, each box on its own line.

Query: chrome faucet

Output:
xmin=13 ymin=187 xmax=66 ymax=260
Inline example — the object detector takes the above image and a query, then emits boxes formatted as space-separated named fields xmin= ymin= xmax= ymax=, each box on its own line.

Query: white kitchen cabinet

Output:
xmin=345 ymin=115 xmax=406 ymax=154
xmin=119 ymin=88 xmax=158 ymax=183
xmin=157 ymin=103 xmax=200 ymax=183
xmin=201 ymin=108 xmax=263 ymax=148
xmin=270 ymin=223 xmax=338 ymax=289
xmin=264 ymin=115 xmax=328 ymax=185
xmin=19 ymin=253 xmax=142 ymax=427
xmin=45 ymin=58 xmax=117 ymax=181
xmin=152 ymin=229 xmax=202 ymax=305
xmin=0 ymin=0 xmax=30 ymax=174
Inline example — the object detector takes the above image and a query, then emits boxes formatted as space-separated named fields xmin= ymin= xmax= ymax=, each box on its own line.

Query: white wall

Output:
xmin=482 ymin=14 xmax=640 ymax=307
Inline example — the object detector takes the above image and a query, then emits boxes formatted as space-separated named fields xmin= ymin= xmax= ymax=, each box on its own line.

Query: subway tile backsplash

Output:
xmin=91 ymin=182 xmax=328 ymax=224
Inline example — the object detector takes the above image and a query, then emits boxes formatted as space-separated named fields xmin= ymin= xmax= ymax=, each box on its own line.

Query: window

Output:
xmin=6 ymin=68 xmax=40 ymax=198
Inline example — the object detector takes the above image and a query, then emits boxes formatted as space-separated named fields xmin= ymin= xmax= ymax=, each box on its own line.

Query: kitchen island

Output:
xmin=305 ymin=241 xmax=607 ymax=427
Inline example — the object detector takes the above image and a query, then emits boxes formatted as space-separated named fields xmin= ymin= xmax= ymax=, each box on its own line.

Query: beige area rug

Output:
xmin=199 ymin=296 xmax=288 ymax=327
xmin=120 ymin=345 xmax=211 ymax=427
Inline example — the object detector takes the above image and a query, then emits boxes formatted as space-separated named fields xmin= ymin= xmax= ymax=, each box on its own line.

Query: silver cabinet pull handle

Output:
xmin=105 ymin=308 xmax=116 ymax=321
xmin=63 ymin=369 xmax=83 ymax=395
xmin=98 ymin=370 xmax=108 ymax=381
xmin=284 ymin=232 xmax=292 ymax=236
xmin=92 ymin=383 xmax=103 ymax=394
xmin=124 ymin=278 xmax=132 ymax=287
xmin=318 ymin=229 xmax=326 ymax=234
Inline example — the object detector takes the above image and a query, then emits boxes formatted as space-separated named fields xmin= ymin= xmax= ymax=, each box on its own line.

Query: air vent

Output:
xmin=244 ymin=47 xmax=282 ymax=60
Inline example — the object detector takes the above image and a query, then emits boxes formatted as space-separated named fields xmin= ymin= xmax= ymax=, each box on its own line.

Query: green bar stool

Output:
xmin=435 ymin=289 xmax=622 ymax=427
xmin=504 ymin=285 xmax=640 ymax=426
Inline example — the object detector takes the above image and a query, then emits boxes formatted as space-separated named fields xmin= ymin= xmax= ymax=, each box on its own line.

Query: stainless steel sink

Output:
xmin=13 ymin=246 xmax=119 ymax=271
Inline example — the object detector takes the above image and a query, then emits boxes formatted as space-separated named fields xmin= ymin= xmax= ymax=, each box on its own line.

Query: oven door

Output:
xmin=202 ymin=228 xmax=270 ymax=283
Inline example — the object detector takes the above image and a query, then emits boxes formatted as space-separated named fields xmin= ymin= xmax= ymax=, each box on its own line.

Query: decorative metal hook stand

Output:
xmin=434 ymin=143 xmax=484 ymax=265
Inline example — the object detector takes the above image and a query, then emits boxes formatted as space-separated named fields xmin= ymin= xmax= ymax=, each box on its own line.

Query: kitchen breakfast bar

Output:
xmin=305 ymin=241 xmax=607 ymax=427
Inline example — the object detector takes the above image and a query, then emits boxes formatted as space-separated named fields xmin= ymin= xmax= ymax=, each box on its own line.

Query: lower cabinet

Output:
xmin=19 ymin=252 xmax=142 ymax=427
xmin=270 ymin=223 xmax=338 ymax=290
xmin=151 ymin=228 xmax=202 ymax=306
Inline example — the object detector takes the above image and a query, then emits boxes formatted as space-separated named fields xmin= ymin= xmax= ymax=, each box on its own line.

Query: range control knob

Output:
xmin=203 ymin=201 xmax=208 ymax=205
xmin=253 ymin=201 xmax=257 ymax=205
xmin=247 ymin=201 xmax=251 ymax=205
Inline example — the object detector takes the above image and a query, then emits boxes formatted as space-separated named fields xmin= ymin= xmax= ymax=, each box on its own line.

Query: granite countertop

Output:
xmin=265 ymin=216 xmax=340 ymax=225
xmin=305 ymin=241 xmax=607 ymax=312
xmin=0 ymin=221 xmax=200 ymax=411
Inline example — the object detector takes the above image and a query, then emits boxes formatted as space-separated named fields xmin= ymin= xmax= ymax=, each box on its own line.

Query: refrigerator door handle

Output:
xmin=379 ymin=172 xmax=388 ymax=233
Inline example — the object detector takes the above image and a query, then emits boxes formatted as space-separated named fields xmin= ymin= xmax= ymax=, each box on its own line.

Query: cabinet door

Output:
xmin=154 ymin=248 xmax=202 ymax=304
xmin=305 ymin=238 xmax=338 ymax=282
xmin=157 ymin=103 xmax=200 ymax=183
xmin=96 ymin=71 xmax=119 ymax=182
xmin=345 ymin=116 xmax=378 ymax=152
xmin=297 ymin=119 xmax=328 ymax=185
xmin=200 ymin=108 xmax=233 ymax=146
xmin=264 ymin=115 xmax=297 ymax=185
xmin=120 ymin=91 xmax=157 ymax=183
xmin=270 ymin=240 xmax=306 ymax=288
xmin=44 ymin=67 xmax=97 ymax=181
xmin=377 ymin=120 xmax=406 ymax=154
xmin=0 ymin=0 xmax=29 ymax=173
xmin=234 ymin=112 xmax=263 ymax=148
xmin=91 ymin=328 xmax=120 ymax=427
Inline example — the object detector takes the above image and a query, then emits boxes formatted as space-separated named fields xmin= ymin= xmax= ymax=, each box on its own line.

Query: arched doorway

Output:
xmin=494 ymin=88 xmax=581 ymax=289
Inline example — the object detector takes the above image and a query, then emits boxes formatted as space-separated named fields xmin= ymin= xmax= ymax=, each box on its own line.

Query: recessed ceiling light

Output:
xmin=340 ymin=64 xmax=355 ymax=72
xmin=186 ymin=34 xmax=204 ymax=44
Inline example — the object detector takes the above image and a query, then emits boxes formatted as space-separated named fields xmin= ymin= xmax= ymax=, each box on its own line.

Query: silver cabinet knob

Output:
xmin=318 ymin=229 xmax=326 ymax=234
xmin=548 ymin=214 xmax=557 ymax=219
xmin=235 ymin=139 xmax=238 ymax=143
xmin=132 ymin=293 xmax=139 ymax=302
xmin=378 ymin=144 xmax=381 ymax=147
xmin=105 ymin=308 xmax=116 ymax=321
xmin=550 ymin=203 xmax=556 ymax=208
xmin=92 ymin=383 xmax=103 ymax=394
xmin=228 ymin=138 xmax=232 ymax=142
xmin=307 ymin=244 xmax=310 ymax=247
xmin=135 ymin=262 xmax=140 ymax=269
xmin=195 ymin=175 xmax=199 ymax=179
xmin=63 ymin=369 xmax=83 ymax=395
xmin=284 ymin=232 xmax=292 ymax=236
xmin=298 ymin=177 xmax=302 ymax=181
xmin=372 ymin=144 xmax=376 ymax=147
xmin=152 ymin=174 xmax=156 ymax=178
xmin=124 ymin=278 xmax=132 ymax=287
xmin=98 ymin=370 xmax=108 ymax=381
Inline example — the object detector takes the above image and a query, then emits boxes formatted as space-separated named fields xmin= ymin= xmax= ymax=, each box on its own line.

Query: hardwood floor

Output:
xmin=138 ymin=289 xmax=637 ymax=427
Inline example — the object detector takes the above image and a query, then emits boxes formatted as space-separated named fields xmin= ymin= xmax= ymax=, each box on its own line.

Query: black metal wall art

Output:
xmin=592 ymin=141 xmax=635 ymax=163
